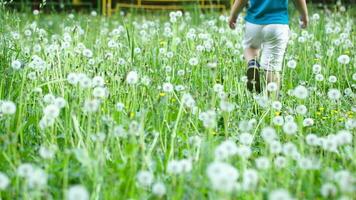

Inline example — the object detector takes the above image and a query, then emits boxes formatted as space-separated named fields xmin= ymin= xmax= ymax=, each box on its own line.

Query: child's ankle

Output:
xmin=248 ymin=59 xmax=260 ymax=68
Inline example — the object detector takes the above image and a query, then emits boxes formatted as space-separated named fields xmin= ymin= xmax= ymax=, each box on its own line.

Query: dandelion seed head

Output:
xmin=67 ymin=185 xmax=89 ymax=200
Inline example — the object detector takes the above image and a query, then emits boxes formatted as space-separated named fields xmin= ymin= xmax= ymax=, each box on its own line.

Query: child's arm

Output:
xmin=293 ymin=0 xmax=309 ymax=28
xmin=228 ymin=0 xmax=248 ymax=29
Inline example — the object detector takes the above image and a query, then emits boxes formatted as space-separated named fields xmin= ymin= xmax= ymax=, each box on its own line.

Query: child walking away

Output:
xmin=228 ymin=0 xmax=308 ymax=96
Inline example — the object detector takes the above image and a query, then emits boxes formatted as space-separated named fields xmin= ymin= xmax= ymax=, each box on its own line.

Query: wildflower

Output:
xmin=152 ymin=182 xmax=166 ymax=197
xmin=287 ymin=60 xmax=297 ymax=69
xmin=83 ymin=99 xmax=101 ymax=113
xmin=213 ymin=84 xmax=224 ymax=93
xmin=283 ymin=142 xmax=298 ymax=157
xmin=136 ymin=171 xmax=154 ymax=187
xmin=215 ymin=140 xmax=238 ymax=160
xmin=271 ymin=101 xmax=282 ymax=110
xmin=67 ymin=73 xmax=79 ymax=85
xmin=274 ymin=156 xmax=287 ymax=168
xmin=126 ymin=71 xmax=139 ymax=85
xmin=167 ymin=160 xmax=183 ymax=175
xmin=238 ymin=132 xmax=254 ymax=146
xmin=269 ymin=140 xmax=282 ymax=154
xmin=328 ymin=75 xmax=337 ymax=83
xmin=283 ymin=121 xmax=298 ymax=135
xmin=79 ymin=76 xmax=92 ymax=88
xmin=27 ymin=167 xmax=47 ymax=188
xmin=266 ymin=82 xmax=278 ymax=92
xmin=0 ymin=101 xmax=16 ymax=115
xmin=181 ymin=93 xmax=195 ymax=108
xmin=312 ymin=64 xmax=322 ymax=74
xmin=220 ymin=101 xmax=235 ymax=112
xmin=188 ymin=57 xmax=199 ymax=66
xmin=113 ymin=125 xmax=127 ymax=138
xmin=82 ymin=49 xmax=93 ymax=58
xmin=236 ymin=145 xmax=252 ymax=159
xmin=0 ymin=172 xmax=10 ymax=190
xmin=198 ymin=110 xmax=217 ymax=129
xmin=303 ymin=118 xmax=314 ymax=127
xmin=337 ymin=55 xmax=350 ymax=64
xmin=92 ymin=76 xmax=105 ymax=87
xmin=54 ymin=97 xmax=67 ymax=109
xmin=67 ymin=185 xmax=89 ymax=200
xmin=162 ymin=83 xmax=174 ymax=93
xmin=335 ymin=130 xmax=352 ymax=145
xmin=11 ymin=60 xmax=22 ymax=70
xmin=44 ymin=104 xmax=60 ymax=119
xmin=92 ymin=87 xmax=108 ymax=99
xmin=315 ymin=73 xmax=324 ymax=81
xmin=39 ymin=145 xmax=57 ymax=159
xmin=242 ymin=169 xmax=258 ymax=191
xmin=327 ymin=88 xmax=341 ymax=100
xmin=295 ymin=105 xmax=307 ymax=115
xmin=293 ymin=85 xmax=309 ymax=99
xmin=306 ymin=134 xmax=320 ymax=146
xmin=272 ymin=116 xmax=284 ymax=126
xmin=269 ymin=189 xmax=293 ymax=200
xmin=206 ymin=161 xmax=239 ymax=193
xmin=255 ymin=157 xmax=270 ymax=170
xmin=320 ymin=183 xmax=337 ymax=198
xmin=261 ymin=127 xmax=277 ymax=143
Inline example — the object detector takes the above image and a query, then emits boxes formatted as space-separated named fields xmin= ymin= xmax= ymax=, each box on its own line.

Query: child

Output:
xmin=228 ymin=0 xmax=308 ymax=96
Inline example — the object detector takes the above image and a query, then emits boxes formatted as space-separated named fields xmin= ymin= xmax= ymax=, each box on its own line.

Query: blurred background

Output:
xmin=4 ymin=0 xmax=355 ymax=15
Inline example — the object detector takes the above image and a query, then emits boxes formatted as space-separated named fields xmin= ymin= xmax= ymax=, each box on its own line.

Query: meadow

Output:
xmin=0 ymin=3 xmax=355 ymax=200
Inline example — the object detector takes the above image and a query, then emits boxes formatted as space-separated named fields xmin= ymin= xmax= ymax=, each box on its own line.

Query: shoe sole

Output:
xmin=246 ymin=67 xmax=261 ymax=93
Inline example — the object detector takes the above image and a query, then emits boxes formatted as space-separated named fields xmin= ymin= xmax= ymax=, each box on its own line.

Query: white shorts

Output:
xmin=243 ymin=22 xmax=290 ymax=72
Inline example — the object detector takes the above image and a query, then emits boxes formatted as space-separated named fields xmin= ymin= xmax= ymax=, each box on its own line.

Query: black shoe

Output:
xmin=246 ymin=59 xmax=261 ymax=93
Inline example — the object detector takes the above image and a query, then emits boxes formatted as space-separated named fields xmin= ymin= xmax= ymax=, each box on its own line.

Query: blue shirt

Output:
xmin=245 ymin=0 xmax=289 ymax=25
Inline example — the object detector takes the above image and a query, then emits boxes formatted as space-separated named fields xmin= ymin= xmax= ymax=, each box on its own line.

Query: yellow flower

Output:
xmin=130 ymin=112 xmax=135 ymax=118
xmin=159 ymin=92 xmax=166 ymax=97
xmin=275 ymin=111 xmax=281 ymax=116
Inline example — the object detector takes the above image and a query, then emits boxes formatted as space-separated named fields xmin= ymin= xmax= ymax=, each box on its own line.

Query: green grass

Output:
xmin=0 ymin=4 xmax=355 ymax=200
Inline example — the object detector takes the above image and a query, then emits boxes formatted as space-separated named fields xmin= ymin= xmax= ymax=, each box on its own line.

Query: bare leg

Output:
xmin=244 ymin=48 xmax=260 ymax=62
xmin=244 ymin=48 xmax=261 ymax=93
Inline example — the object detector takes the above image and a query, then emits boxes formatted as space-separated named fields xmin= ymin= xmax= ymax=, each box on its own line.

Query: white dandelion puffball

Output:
xmin=328 ymin=75 xmax=337 ymax=83
xmin=337 ymin=55 xmax=350 ymax=64
xmin=67 ymin=185 xmax=89 ymax=200
xmin=162 ymin=82 xmax=174 ymax=93
xmin=67 ymin=73 xmax=79 ymax=85
xmin=136 ymin=170 xmax=154 ymax=187
xmin=11 ymin=60 xmax=22 ymax=70
xmin=126 ymin=71 xmax=139 ymax=85
xmin=287 ymin=59 xmax=297 ymax=69
xmin=267 ymin=82 xmax=278 ymax=92
xmin=293 ymin=85 xmax=309 ymax=99
xmin=283 ymin=121 xmax=298 ymax=135
xmin=0 ymin=172 xmax=10 ymax=190
xmin=206 ymin=161 xmax=239 ymax=193
xmin=152 ymin=182 xmax=166 ymax=197
xmin=269 ymin=189 xmax=293 ymax=200
xmin=43 ymin=104 xmax=60 ymax=119
xmin=327 ymin=89 xmax=341 ymax=100
xmin=188 ymin=57 xmax=199 ymax=66
xmin=0 ymin=101 xmax=16 ymax=115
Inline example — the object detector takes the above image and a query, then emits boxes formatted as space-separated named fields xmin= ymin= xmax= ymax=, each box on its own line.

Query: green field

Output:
xmin=0 ymin=3 xmax=355 ymax=200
